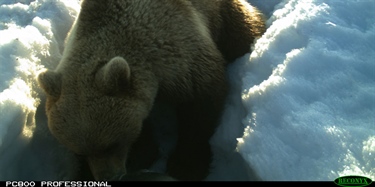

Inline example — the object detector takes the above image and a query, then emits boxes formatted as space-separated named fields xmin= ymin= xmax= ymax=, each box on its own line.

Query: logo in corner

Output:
xmin=334 ymin=175 xmax=373 ymax=187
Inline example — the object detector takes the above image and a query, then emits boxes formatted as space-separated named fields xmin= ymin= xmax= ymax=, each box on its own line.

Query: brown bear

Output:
xmin=37 ymin=0 xmax=265 ymax=181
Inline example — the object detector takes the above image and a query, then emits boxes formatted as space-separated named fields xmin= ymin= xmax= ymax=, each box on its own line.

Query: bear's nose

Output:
xmin=119 ymin=170 xmax=177 ymax=181
xmin=107 ymin=173 xmax=127 ymax=181
xmin=96 ymin=172 xmax=126 ymax=181
xmin=86 ymin=156 xmax=127 ymax=181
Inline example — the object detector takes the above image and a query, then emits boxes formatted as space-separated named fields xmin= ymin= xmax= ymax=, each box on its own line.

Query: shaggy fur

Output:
xmin=38 ymin=0 xmax=265 ymax=181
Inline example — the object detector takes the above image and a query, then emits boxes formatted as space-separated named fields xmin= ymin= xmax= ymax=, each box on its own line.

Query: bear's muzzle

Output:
xmin=87 ymin=156 xmax=127 ymax=181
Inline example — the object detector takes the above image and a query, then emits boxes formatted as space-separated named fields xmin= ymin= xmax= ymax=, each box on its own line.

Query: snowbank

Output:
xmin=0 ymin=0 xmax=80 ymax=180
xmin=232 ymin=0 xmax=375 ymax=181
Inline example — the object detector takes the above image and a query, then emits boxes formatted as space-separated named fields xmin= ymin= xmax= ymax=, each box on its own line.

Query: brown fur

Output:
xmin=38 ymin=0 xmax=265 ymax=181
xmin=189 ymin=0 xmax=266 ymax=62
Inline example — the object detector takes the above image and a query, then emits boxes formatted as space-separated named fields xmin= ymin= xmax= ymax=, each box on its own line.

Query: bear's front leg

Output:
xmin=126 ymin=119 xmax=160 ymax=173
xmin=166 ymin=95 xmax=226 ymax=181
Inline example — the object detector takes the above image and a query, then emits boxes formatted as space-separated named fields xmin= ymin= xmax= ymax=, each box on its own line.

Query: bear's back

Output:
xmin=57 ymin=0 xmax=226 ymax=101
xmin=64 ymin=0 xmax=217 ymax=65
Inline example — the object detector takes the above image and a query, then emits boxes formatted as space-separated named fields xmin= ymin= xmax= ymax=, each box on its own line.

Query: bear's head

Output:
xmin=38 ymin=56 xmax=156 ymax=180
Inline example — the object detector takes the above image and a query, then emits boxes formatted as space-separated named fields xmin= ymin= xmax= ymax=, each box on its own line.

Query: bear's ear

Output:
xmin=37 ymin=70 xmax=62 ymax=98
xmin=95 ymin=56 xmax=131 ymax=95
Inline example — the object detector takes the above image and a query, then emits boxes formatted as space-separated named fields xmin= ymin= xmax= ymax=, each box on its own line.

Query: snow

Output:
xmin=1 ymin=0 xmax=374 ymax=181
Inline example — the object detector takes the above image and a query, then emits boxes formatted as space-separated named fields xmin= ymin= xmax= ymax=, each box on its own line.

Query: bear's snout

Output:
xmin=87 ymin=156 xmax=127 ymax=181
